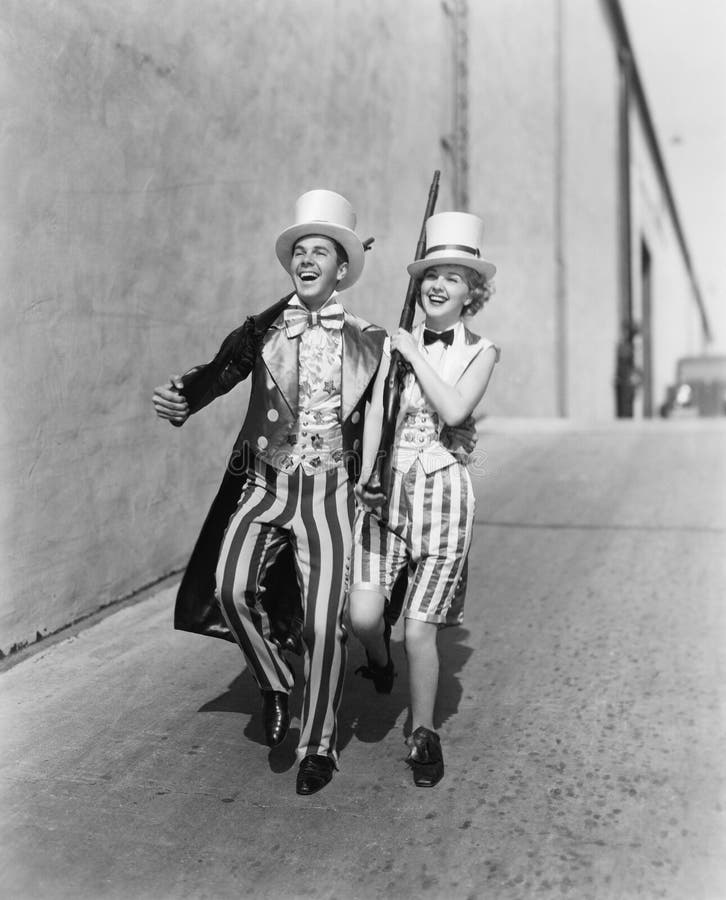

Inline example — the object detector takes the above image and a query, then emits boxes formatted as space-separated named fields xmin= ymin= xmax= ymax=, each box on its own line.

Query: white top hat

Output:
xmin=275 ymin=190 xmax=365 ymax=291
xmin=407 ymin=211 xmax=496 ymax=281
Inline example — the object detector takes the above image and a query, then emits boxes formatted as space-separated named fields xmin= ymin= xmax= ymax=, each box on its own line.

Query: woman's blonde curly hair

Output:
xmin=415 ymin=268 xmax=495 ymax=317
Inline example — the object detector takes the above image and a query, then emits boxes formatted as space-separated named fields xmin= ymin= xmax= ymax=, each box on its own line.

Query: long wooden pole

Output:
xmin=363 ymin=170 xmax=440 ymax=500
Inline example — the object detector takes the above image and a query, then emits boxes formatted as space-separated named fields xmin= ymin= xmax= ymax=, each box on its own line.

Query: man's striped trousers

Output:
xmin=215 ymin=457 xmax=353 ymax=763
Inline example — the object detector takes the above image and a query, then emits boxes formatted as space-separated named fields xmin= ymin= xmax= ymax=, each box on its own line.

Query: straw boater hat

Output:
xmin=407 ymin=211 xmax=496 ymax=281
xmin=275 ymin=189 xmax=365 ymax=291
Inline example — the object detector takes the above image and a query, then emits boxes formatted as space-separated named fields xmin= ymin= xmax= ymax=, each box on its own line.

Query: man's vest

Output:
xmin=231 ymin=309 xmax=386 ymax=482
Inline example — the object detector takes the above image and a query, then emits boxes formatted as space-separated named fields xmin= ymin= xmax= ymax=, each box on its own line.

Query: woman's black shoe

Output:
xmin=406 ymin=726 xmax=444 ymax=787
xmin=355 ymin=619 xmax=395 ymax=694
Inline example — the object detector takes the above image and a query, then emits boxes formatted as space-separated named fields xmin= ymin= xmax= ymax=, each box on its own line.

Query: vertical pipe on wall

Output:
xmin=451 ymin=0 xmax=469 ymax=209
xmin=554 ymin=0 xmax=568 ymax=416
xmin=615 ymin=46 xmax=635 ymax=417
xmin=618 ymin=47 xmax=634 ymax=336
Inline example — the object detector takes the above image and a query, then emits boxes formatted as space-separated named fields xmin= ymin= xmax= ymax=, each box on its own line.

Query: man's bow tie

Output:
xmin=284 ymin=304 xmax=345 ymax=339
xmin=423 ymin=327 xmax=455 ymax=346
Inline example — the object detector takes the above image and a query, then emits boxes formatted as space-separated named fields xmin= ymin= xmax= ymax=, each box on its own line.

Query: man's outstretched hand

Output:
xmin=152 ymin=376 xmax=190 ymax=427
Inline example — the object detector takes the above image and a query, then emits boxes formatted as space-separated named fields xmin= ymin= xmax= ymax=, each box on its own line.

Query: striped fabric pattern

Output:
xmin=216 ymin=455 xmax=353 ymax=762
xmin=351 ymin=461 xmax=475 ymax=624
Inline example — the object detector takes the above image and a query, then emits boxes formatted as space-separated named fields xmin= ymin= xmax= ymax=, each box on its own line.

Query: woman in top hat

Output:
xmin=154 ymin=190 xmax=387 ymax=795
xmin=348 ymin=211 xmax=500 ymax=788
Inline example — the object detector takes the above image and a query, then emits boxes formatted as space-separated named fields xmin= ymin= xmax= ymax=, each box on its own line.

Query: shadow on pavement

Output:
xmin=196 ymin=625 xmax=474 ymax=766
xmin=435 ymin=626 xmax=474 ymax=731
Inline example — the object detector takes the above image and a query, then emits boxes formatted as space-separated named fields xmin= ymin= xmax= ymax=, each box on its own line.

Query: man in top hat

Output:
xmin=153 ymin=190 xmax=387 ymax=794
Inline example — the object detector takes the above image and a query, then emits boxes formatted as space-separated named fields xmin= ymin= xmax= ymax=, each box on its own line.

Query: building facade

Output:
xmin=1 ymin=0 xmax=708 ymax=653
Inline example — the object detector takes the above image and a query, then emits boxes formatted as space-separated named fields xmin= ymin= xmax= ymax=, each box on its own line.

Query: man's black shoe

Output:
xmin=261 ymin=690 xmax=289 ymax=747
xmin=296 ymin=754 xmax=335 ymax=795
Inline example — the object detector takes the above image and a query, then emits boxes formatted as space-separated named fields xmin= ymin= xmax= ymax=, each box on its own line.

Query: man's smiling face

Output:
xmin=290 ymin=235 xmax=348 ymax=310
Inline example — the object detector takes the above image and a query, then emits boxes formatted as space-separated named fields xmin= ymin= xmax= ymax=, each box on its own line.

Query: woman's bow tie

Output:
xmin=423 ymin=328 xmax=455 ymax=346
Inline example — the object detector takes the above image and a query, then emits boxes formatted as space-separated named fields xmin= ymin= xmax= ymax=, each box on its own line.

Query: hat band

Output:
xmin=425 ymin=243 xmax=481 ymax=259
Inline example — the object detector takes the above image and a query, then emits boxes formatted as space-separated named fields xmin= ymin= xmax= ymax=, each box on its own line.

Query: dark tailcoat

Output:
xmin=173 ymin=296 xmax=391 ymax=642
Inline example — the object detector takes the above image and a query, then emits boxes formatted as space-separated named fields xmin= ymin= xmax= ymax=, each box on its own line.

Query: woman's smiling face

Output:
xmin=419 ymin=265 xmax=473 ymax=329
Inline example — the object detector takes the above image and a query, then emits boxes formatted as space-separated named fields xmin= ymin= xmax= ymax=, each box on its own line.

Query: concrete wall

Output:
xmin=470 ymin=0 xmax=707 ymax=422
xmin=0 ymin=0 xmax=455 ymax=654
xmin=1 ymin=0 xmax=707 ymax=653
xmin=469 ymin=0 xmax=560 ymax=417
xmin=561 ymin=0 xmax=622 ymax=419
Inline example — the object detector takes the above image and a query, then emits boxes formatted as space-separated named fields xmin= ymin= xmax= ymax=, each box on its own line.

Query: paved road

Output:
xmin=2 ymin=419 xmax=725 ymax=900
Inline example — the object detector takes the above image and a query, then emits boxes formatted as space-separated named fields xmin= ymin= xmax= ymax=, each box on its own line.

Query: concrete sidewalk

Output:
xmin=2 ymin=419 xmax=725 ymax=900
